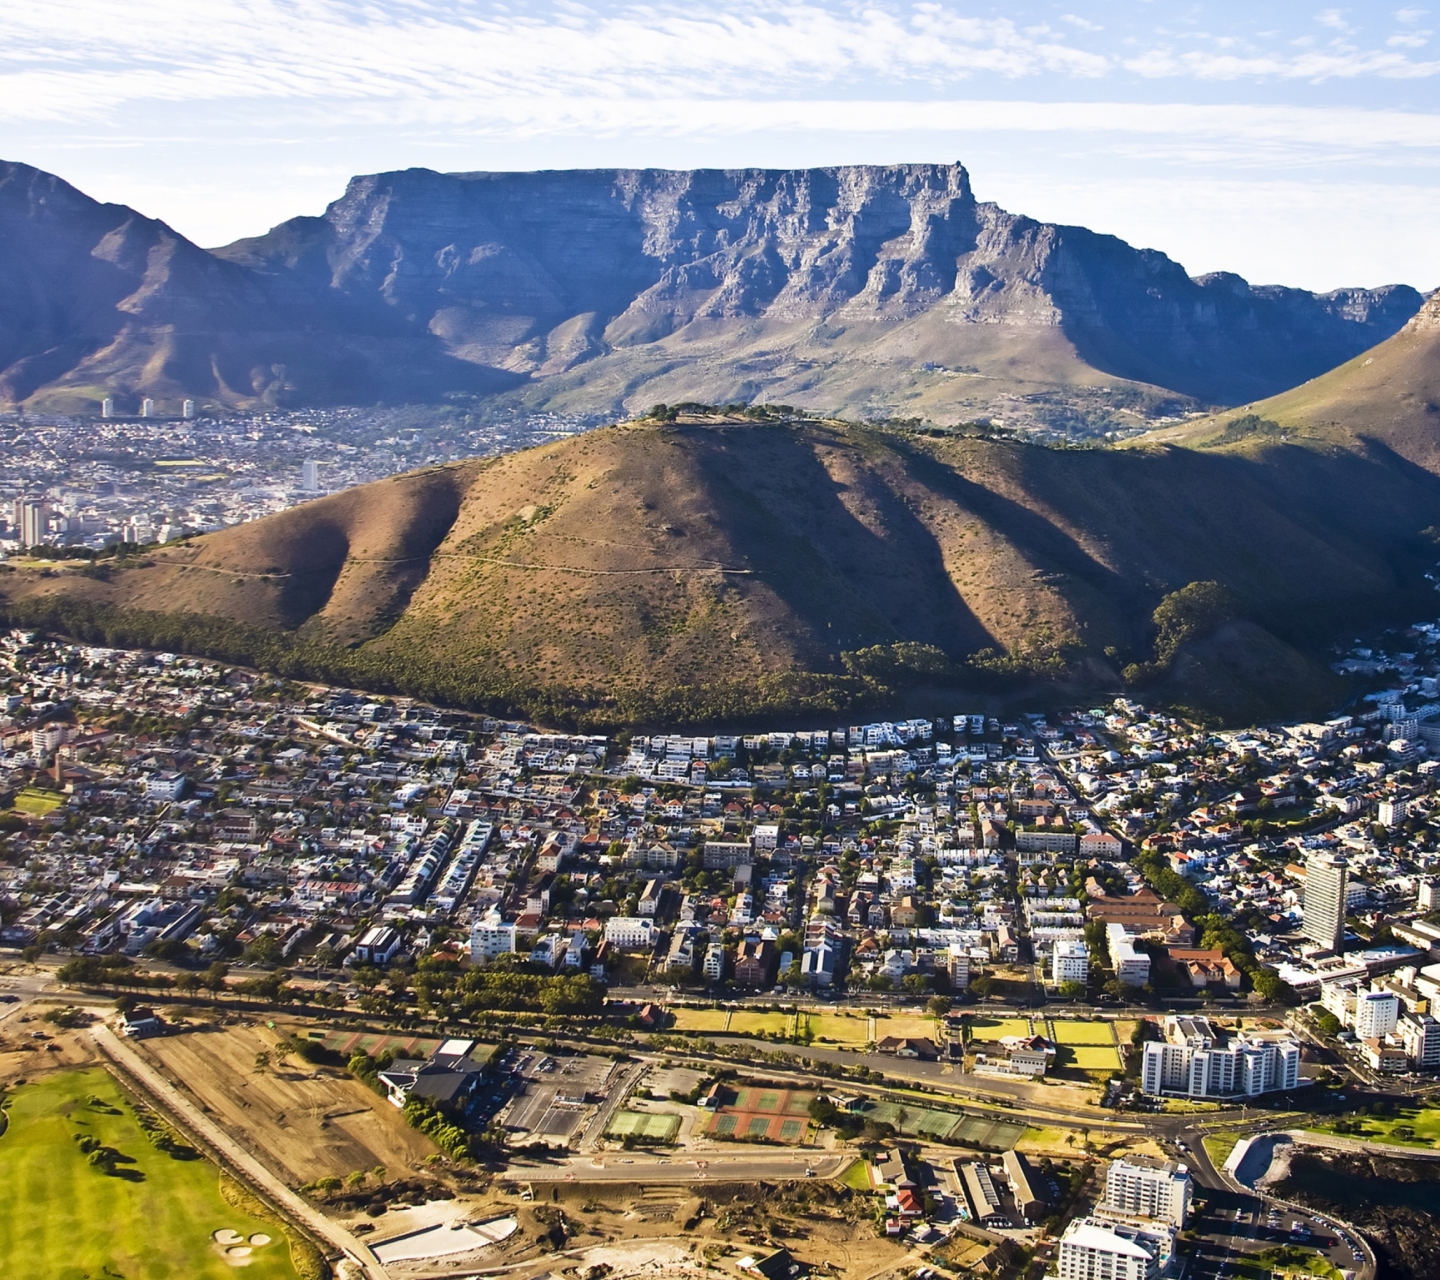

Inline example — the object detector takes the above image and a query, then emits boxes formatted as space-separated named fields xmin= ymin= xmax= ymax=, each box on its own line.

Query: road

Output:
xmin=90 ymin=1024 xmax=391 ymax=1280
xmin=511 ymin=1151 xmax=850 ymax=1183
xmin=0 ymin=964 xmax=57 ymax=1026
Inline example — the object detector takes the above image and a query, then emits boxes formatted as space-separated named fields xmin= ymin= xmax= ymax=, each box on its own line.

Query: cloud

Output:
xmin=3 ymin=0 xmax=1440 ymax=131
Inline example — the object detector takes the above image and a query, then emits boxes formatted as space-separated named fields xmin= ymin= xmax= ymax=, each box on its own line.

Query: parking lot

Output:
xmin=500 ymin=1050 xmax=619 ymax=1144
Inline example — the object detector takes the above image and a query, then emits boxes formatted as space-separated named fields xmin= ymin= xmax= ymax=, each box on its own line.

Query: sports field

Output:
xmin=0 ymin=1067 xmax=298 ymax=1280
xmin=804 ymin=1011 xmax=870 ymax=1045
xmin=322 ymin=1029 xmax=443 ymax=1058
xmin=873 ymin=1013 xmax=940 ymax=1041
xmin=727 ymin=1010 xmax=790 ymax=1037
xmin=1062 ymin=1044 xmax=1123 ymax=1071
xmin=606 ymin=1111 xmax=680 ymax=1142
xmin=850 ymin=1099 xmax=1024 ymax=1149
xmin=668 ymin=1007 xmax=731 ymax=1033
xmin=1051 ymin=1020 xmax=1115 ymax=1046
xmin=13 ymin=788 xmax=63 ymax=816
xmin=967 ymin=1017 xmax=1033 ymax=1041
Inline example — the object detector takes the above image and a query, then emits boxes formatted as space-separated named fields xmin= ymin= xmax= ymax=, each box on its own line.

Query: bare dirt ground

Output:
xmin=0 ymin=1011 xmax=102 ymax=1085
xmin=133 ymin=1016 xmax=437 ymax=1186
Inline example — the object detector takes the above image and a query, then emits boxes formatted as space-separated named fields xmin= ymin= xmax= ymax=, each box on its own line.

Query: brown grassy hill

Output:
xmin=1140 ymin=291 xmax=1440 ymax=463
xmin=7 ymin=408 xmax=1440 ymax=726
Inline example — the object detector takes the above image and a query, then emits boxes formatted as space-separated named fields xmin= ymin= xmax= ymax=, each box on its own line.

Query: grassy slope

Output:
xmin=8 ymin=359 xmax=1440 ymax=726
xmin=0 ymin=1068 xmax=297 ymax=1280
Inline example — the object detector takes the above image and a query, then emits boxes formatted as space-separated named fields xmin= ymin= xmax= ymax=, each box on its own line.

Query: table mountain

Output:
xmin=0 ymin=159 xmax=1422 ymax=422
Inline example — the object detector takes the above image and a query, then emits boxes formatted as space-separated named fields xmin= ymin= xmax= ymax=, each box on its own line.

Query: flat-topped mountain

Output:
xmin=0 ymin=159 xmax=1422 ymax=422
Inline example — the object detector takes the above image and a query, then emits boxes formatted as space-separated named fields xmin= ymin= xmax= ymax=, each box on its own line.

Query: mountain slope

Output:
xmin=7 ymin=406 xmax=1440 ymax=726
xmin=1 ymin=159 xmax=1422 ymax=422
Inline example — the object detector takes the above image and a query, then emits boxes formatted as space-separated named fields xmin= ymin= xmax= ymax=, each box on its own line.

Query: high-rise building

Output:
xmin=140 ymin=397 xmax=155 ymax=417
xmin=302 ymin=459 xmax=320 ymax=491
xmin=182 ymin=399 xmax=196 ymax=419
xmin=1303 ymin=852 xmax=1348 ymax=951
xmin=15 ymin=498 xmax=48 ymax=548
xmin=1378 ymin=799 xmax=1408 ymax=827
xmin=101 ymin=397 xmax=114 ymax=419
xmin=1102 ymin=1156 xmax=1192 ymax=1228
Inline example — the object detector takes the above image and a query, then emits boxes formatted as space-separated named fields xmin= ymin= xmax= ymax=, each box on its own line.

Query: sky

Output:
xmin=4 ymin=1 xmax=1438 ymax=291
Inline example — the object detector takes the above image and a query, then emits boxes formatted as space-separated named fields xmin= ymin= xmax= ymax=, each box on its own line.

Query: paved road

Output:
xmin=511 ymin=1151 xmax=849 ymax=1184
xmin=0 ymin=965 xmax=57 ymax=1027
xmin=91 ymin=1024 xmax=391 ymax=1280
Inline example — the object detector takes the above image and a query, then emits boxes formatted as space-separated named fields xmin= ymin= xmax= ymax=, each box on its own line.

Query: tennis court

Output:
xmin=705 ymin=1084 xmax=815 ymax=1144
xmin=607 ymin=1111 xmax=680 ymax=1142
xmin=851 ymin=1100 xmax=1024 ymax=1150
xmin=321 ymin=1030 xmax=443 ymax=1059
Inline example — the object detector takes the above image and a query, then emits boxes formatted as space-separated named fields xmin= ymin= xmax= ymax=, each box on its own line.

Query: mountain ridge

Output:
xmin=0 ymin=159 xmax=1423 ymax=424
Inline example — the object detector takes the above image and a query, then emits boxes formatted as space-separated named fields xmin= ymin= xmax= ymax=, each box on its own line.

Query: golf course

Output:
xmin=0 ymin=1067 xmax=300 ymax=1280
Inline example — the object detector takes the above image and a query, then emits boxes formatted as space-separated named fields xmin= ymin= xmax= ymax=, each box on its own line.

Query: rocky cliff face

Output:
xmin=1 ymin=159 xmax=1423 ymax=417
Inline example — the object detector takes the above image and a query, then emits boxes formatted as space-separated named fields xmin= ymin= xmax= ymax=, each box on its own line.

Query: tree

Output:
xmin=926 ymin=995 xmax=952 ymax=1018
xmin=1058 ymin=980 xmax=1084 ymax=1000
xmin=970 ymin=974 xmax=995 ymax=1000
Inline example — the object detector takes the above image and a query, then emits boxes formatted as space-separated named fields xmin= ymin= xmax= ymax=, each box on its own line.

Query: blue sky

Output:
xmin=5 ymin=1 xmax=1438 ymax=289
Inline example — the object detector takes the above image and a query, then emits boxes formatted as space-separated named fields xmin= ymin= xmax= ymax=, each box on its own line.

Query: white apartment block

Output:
xmin=1054 ymin=1220 xmax=1157 ymax=1280
xmin=1354 ymin=989 xmax=1401 ymax=1041
xmin=1052 ymin=939 xmax=1089 ymax=984
xmin=703 ymin=941 xmax=725 ymax=982
xmin=469 ymin=914 xmax=517 ymax=963
xmin=1399 ymin=1013 xmax=1440 ymax=1068
xmin=604 ymin=916 xmax=657 ymax=949
xmin=1107 ymin=923 xmax=1151 ymax=987
xmin=1140 ymin=1016 xmax=1301 ymax=1100
xmin=1102 ymin=1156 xmax=1192 ymax=1228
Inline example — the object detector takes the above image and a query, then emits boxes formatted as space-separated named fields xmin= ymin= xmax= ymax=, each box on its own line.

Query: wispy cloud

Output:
xmin=3 ymin=1 xmax=1440 ymax=128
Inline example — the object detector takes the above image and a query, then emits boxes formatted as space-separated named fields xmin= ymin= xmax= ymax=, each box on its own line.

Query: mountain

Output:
xmin=0 ymin=159 xmax=1423 ymax=424
xmin=8 ymin=386 xmax=1440 ymax=727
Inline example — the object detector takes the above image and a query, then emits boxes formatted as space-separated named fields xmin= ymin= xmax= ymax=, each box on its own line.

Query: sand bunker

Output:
xmin=248 ymin=1234 xmax=272 ymax=1246
xmin=213 ymin=1230 xmax=244 ymax=1245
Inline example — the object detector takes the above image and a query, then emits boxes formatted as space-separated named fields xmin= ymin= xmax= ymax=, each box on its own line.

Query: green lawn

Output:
xmin=727 ymin=1011 xmax=789 ymax=1037
xmin=1051 ymin=1019 xmax=1115 ymax=1046
xmin=1309 ymin=1105 xmax=1440 ymax=1149
xmin=1061 ymin=1044 xmax=1122 ymax=1071
xmin=0 ymin=1068 xmax=298 ymax=1280
xmin=606 ymin=1110 xmax=680 ymax=1141
xmin=805 ymin=1012 xmax=871 ymax=1045
xmin=1203 ymin=1131 xmax=1242 ymax=1169
xmin=966 ymin=1016 xmax=1032 ymax=1041
xmin=13 ymin=788 xmax=63 ymax=816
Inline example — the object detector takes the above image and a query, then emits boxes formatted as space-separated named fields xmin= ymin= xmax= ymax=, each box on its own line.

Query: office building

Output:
xmin=1101 ymin=1156 xmax=1191 ymax=1228
xmin=1303 ymin=852 xmax=1348 ymax=952
xmin=302 ymin=459 xmax=320 ymax=491
xmin=140 ymin=397 xmax=155 ymax=417
xmin=101 ymin=397 xmax=114 ymax=419
xmin=182 ymin=399 xmax=196 ymax=419
xmin=1140 ymin=1016 xmax=1301 ymax=1100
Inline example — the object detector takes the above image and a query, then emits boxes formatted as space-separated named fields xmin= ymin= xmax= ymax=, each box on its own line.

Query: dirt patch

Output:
xmin=133 ymin=1019 xmax=438 ymax=1186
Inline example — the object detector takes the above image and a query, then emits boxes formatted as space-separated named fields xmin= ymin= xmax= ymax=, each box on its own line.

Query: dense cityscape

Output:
xmin=0 ymin=407 xmax=600 ymax=552
xmin=6 ymin=614 xmax=1440 ymax=1276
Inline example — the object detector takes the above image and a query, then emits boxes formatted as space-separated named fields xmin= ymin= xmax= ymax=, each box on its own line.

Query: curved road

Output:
xmin=91 ymin=1024 xmax=390 ymax=1280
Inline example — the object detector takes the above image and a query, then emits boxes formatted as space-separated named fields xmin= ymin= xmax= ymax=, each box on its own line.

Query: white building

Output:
xmin=703 ymin=941 xmax=725 ymax=982
xmin=1140 ymin=1016 xmax=1301 ymax=1100
xmin=1399 ymin=1013 xmax=1440 ymax=1068
xmin=1354 ymin=989 xmax=1401 ymax=1042
xmin=1378 ymin=798 xmax=1408 ymax=827
xmin=1102 ymin=1156 xmax=1191 ymax=1228
xmin=145 ymin=771 xmax=188 ymax=801
xmin=470 ymin=913 xmax=517 ymax=963
xmin=752 ymin=823 xmax=780 ymax=850
xmin=603 ymin=916 xmax=656 ymax=949
xmin=1052 ymin=939 xmax=1089 ymax=985
xmin=1107 ymin=924 xmax=1151 ymax=987
xmin=1054 ymin=1220 xmax=1157 ymax=1280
